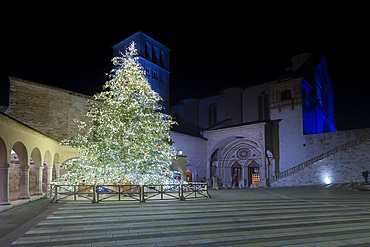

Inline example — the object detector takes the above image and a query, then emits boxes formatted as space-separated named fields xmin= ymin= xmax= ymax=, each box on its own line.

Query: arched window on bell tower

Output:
xmin=145 ymin=42 xmax=151 ymax=59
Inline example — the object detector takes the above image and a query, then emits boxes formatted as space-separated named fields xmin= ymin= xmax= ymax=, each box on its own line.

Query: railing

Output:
xmin=48 ymin=182 xmax=210 ymax=203
xmin=142 ymin=184 xmax=181 ymax=202
xmin=181 ymin=182 xmax=210 ymax=199
xmin=50 ymin=184 xmax=95 ymax=203
xmin=96 ymin=184 xmax=141 ymax=202
xmin=271 ymin=134 xmax=369 ymax=182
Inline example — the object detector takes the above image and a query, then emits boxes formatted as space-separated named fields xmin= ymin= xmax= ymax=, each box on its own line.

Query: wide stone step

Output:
xmin=10 ymin=188 xmax=370 ymax=247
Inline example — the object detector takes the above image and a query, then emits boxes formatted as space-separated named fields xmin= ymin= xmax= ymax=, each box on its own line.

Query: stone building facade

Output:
xmin=3 ymin=33 xmax=370 ymax=190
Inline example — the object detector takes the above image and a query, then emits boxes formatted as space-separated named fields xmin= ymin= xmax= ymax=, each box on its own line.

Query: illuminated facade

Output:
xmin=2 ymin=33 xmax=369 ymax=194
xmin=172 ymin=52 xmax=368 ymax=188
xmin=301 ymin=55 xmax=336 ymax=134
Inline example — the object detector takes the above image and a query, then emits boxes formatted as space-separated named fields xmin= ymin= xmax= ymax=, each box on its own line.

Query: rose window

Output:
xmin=236 ymin=148 xmax=251 ymax=160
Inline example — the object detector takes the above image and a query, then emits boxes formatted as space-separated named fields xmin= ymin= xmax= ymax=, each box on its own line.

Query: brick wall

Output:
xmin=8 ymin=78 xmax=91 ymax=141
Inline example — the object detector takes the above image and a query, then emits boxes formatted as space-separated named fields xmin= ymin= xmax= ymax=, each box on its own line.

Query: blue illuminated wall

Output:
xmin=302 ymin=55 xmax=337 ymax=135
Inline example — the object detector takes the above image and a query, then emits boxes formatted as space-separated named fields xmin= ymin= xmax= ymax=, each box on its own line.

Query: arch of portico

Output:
xmin=0 ymin=113 xmax=79 ymax=205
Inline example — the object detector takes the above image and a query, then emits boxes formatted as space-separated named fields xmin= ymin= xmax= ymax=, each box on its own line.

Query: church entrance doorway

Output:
xmin=231 ymin=162 xmax=242 ymax=188
xmin=248 ymin=161 xmax=260 ymax=187
xmin=186 ymin=169 xmax=193 ymax=182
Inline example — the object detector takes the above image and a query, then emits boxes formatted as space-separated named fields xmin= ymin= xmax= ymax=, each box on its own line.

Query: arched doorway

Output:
xmin=186 ymin=169 xmax=192 ymax=182
xmin=248 ymin=160 xmax=260 ymax=187
xmin=231 ymin=162 xmax=242 ymax=188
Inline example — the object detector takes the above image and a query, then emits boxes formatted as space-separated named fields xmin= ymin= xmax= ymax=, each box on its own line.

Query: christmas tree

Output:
xmin=58 ymin=42 xmax=180 ymax=185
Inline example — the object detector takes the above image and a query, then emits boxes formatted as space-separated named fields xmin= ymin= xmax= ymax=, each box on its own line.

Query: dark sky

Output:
xmin=1 ymin=7 xmax=369 ymax=131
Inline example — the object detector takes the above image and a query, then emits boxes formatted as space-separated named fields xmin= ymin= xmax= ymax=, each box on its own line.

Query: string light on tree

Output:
xmin=58 ymin=42 xmax=181 ymax=186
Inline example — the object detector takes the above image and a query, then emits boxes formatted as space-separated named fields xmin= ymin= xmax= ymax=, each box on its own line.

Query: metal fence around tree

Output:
xmin=47 ymin=182 xmax=210 ymax=203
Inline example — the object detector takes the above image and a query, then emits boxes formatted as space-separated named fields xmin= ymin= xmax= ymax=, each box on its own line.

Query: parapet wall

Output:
xmin=272 ymin=131 xmax=370 ymax=186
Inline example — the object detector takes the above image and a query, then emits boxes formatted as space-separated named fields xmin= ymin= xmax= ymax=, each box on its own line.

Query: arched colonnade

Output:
xmin=0 ymin=113 xmax=78 ymax=205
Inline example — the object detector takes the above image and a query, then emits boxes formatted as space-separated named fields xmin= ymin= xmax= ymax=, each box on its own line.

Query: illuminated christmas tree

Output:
xmin=59 ymin=42 xmax=180 ymax=185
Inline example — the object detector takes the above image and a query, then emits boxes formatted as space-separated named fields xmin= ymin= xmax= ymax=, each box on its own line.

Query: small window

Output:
xmin=152 ymin=71 xmax=158 ymax=80
xmin=160 ymin=51 xmax=164 ymax=66
xmin=280 ymin=90 xmax=292 ymax=101
xmin=208 ymin=103 xmax=217 ymax=127
xmin=145 ymin=43 xmax=150 ymax=58
xmin=258 ymin=92 xmax=270 ymax=121
xmin=152 ymin=46 xmax=158 ymax=63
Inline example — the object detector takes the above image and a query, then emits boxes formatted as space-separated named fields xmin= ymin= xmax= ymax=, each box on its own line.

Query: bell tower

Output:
xmin=113 ymin=31 xmax=171 ymax=113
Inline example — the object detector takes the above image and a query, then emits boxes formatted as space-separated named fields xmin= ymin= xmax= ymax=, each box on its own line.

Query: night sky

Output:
xmin=1 ymin=7 xmax=369 ymax=131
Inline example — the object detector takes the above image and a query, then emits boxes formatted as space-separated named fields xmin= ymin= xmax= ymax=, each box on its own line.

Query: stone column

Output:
xmin=34 ymin=166 xmax=44 ymax=195
xmin=260 ymin=161 xmax=267 ymax=188
xmin=18 ymin=165 xmax=30 ymax=199
xmin=212 ymin=176 xmax=219 ymax=189
xmin=55 ymin=162 xmax=61 ymax=178
xmin=0 ymin=164 xmax=11 ymax=205
xmin=206 ymin=160 xmax=211 ymax=186
xmin=46 ymin=166 xmax=53 ymax=185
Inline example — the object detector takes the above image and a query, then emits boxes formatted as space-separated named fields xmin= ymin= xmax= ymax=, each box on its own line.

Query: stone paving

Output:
xmin=2 ymin=186 xmax=370 ymax=246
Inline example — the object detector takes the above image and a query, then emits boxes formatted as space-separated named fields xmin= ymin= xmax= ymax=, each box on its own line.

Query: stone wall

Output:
xmin=9 ymin=161 xmax=37 ymax=191
xmin=8 ymin=78 xmax=91 ymax=141
xmin=272 ymin=135 xmax=370 ymax=186
xmin=170 ymin=131 xmax=207 ymax=181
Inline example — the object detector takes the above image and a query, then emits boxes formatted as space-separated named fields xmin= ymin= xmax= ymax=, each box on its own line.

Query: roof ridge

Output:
xmin=9 ymin=77 xmax=93 ymax=99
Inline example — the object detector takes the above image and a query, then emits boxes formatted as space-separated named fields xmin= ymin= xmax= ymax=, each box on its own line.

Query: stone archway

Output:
xmin=12 ymin=141 xmax=29 ymax=199
xmin=53 ymin=153 xmax=60 ymax=180
xmin=231 ymin=162 xmax=242 ymax=188
xmin=186 ymin=164 xmax=197 ymax=182
xmin=248 ymin=160 xmax=260 ymax=188
xmin=186 ymin=169 xmax=193 ymax=182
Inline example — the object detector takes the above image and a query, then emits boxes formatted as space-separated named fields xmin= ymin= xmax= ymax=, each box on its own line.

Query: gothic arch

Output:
xmin=248 ymin=160 xmax=259 ymax=167
xmin=323 ymin=118 xmax=331 ymax=133
xmin=219 ymin=138 xmax=262 ymax=168
xmin=213 ymin=137 xmax=263 ymax=188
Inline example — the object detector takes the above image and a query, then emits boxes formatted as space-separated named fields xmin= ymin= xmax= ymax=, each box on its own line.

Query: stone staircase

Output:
xmin=271 ymin=133 xmax=370 ymax=184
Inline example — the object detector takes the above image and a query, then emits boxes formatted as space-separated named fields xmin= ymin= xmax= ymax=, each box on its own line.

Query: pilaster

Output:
xmin=34 ymin=166 xmax=44 ymax=195
xmin=18 ymin=165 xmax=30 ymax=199
xmin=0 ymin=164 xmax=11 ymax=205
